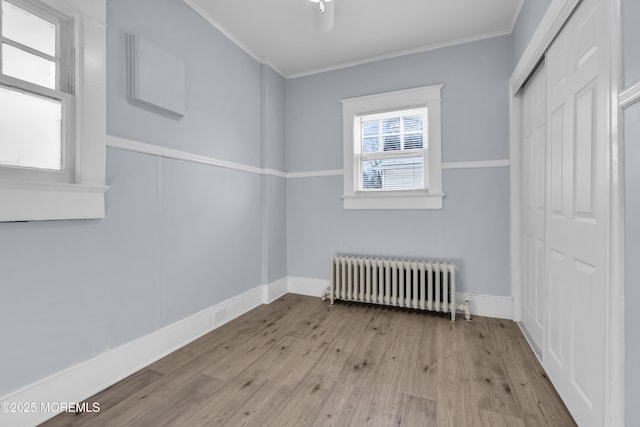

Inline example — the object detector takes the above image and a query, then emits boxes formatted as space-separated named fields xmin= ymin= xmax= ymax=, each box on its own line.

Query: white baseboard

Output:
xmin=455 ymin=292 xmax=513 ymax=320
xmin=287 ymin=277 xmax=513 ymax=320
xmin=1 ymin=276 xmax=513 ymax=426
xmin=0 ymin=280 xmax=285 ymax=427
xmin=263 ymin=277 xmax=288 ymax=303
xmin=287 ymin=276 xmax=329 ymax=297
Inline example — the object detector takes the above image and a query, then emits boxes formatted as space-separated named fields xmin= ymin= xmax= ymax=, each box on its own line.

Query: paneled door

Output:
xmin=520 ymin=62 xmax=547 ymax=353
xmin=544 ymin=0 xmax=610 ymax=424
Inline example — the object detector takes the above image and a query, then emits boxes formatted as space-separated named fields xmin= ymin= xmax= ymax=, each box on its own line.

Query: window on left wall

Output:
xmin=0 ymin=0 xmax=107 ymax=222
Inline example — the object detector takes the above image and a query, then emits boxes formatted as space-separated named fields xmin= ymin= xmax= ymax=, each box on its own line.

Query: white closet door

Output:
xmin=544 ymin=0 xmax=610 ymax=424
xmin=520 ymin=62 xmax=547 ymax=353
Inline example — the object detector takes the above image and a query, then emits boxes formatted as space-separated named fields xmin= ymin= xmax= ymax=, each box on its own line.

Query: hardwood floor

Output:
xmin=41 ymin=294 xmax=576 ymax=426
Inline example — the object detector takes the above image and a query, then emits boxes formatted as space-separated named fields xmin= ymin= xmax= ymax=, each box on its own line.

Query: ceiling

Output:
xmin=184 ymin=0 xmax=524 ymax=78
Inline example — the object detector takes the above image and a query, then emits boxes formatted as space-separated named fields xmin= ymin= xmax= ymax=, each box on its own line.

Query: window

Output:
xmin=0 ymin=0 xmax=72 ymax=181
xmin=0 ymin=0 xmax=107 ymax=222
xmin=342 ymin=85 xmax=444 ymax=209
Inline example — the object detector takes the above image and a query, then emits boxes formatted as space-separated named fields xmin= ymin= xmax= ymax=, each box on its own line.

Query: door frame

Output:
xmin=508 ymin=0 xmax=624 ymax=425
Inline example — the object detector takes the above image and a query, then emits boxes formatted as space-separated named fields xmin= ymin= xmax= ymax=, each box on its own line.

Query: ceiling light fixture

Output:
xmin=309 ymin=0 xmax=334 ymax=32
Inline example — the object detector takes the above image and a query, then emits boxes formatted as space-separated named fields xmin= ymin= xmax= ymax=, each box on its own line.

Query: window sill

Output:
xmin=0 ymin=180 xmax=108 ymax=222
xmin=342 ymin=191 xmax=444 ymax=210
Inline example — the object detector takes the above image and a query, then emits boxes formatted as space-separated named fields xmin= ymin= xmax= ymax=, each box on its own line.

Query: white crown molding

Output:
xmin=619 ymin=81 xmax=640 ymax=109
xmin=182 ymin=0 xmax=287 ymax=78
xmin=182 ymin=0 xmax=260 ymax=63
xmin=508 ymin=0 xmax=526 ymax=33
xmin=510 ymin=0 xmax=582 ymax=94
xmin=287 ymin=29 xmax=512 ymax=79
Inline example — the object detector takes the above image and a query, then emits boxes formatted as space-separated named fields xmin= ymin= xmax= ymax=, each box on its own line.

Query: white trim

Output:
xmin=510 ymin=94 xmax=523 ymax=322
xmin=287 ymin=277 xmax=514 ymax=319
xmin=0 ymin=180 xmax=107 ymax=193
xmin=181 ymin=0 xmax=259 ymax=64
xmin=287 ymin=29 xmax=512 ymax=79
xmin=181 ymin=0 xmax=286 ymax=78
xmin=262 ymin=168 xmax=288 ymax=178
xmin=0 ymin=280 xmax=287 ymax=427
xmin=341 ymin=191 xmax=445 ymax=210
xmin=0 ymin=275 xmax=513 ymax=427
xmin=509 ymin=0 xmax=527 ymax=33
xmin=287 ymin=277 xmax=329 ymax=298
xmin=0 ymin=0 xmax=108 ymax=223
xmin=182 ymin=0 xmax=517 ymax=80
xmin=263 ymin=277 xmax=289 ymax=303
xmin=455 ymin=293 xmax=513 ymax=320
xmin=108 ymin=135 xmax=515 ymax=179
xmin=441 ymin=159 xmax=511 ymax=170
xmin=0 ymin=184 xmax=106 ymax=222
xmin=619 ymin=81 xmax=640 ymax=108
xmin=607 ymin=0 xmax=625 ymax=424
xmin=341 ymin=85 xmax=443 ymax=210
xmin=107 ymin=135 xmax=264 ymax=175
xmin=510 ymin=0 xmax=582 ymax=94
xmin=286 ymin=169 xmax=344 ymax=179
xmin=509 ymin=0 xmax=625 ymax=424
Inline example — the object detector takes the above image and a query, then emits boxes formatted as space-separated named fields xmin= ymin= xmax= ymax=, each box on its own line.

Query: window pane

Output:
xmin=383 ymin=134 xmax=400 ymax=151
xmin=2 ymin=0 xmax=56 ymax=56
xmin=2 ymin=43 xmax=56 ymax=89
xmin=362 ymin=161 xmax=382 ymax=189
xmin=0 ymin=85 xmax=62 ymax=170
xmin=362 ymin=157 xmax=423 ymax=191
xmin=381 ymin=117 xmax=400 ymax=134
xmin=362 ymin=136 xmax=379 ymax=153
xmin=362 ymin=120 xmax=379 ymax=136
xmin=403 ymin=115 xmax=423 ymax=132
xmin=404 ymin=133 xmax=423 ymax=149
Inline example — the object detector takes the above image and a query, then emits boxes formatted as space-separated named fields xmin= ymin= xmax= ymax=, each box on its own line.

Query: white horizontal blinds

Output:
xmin=359 ymin=107 xmax=427 ymax=191
xmin=0 ymin=0 xmax=68 ymax=171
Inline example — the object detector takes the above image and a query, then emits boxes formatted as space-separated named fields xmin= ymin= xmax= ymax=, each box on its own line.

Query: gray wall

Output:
xmin=623 ymin=0 xmax=640 ymax=88
xmin=623 ymin=0 xmax=640 ymax=422
xmin=0 ymin=0 xmax=286 ymax=397
xmin=511 ymin=0 xmax=552 ymax=67
xmin=286 ymin=36 xmax=512 ymax=296
xmin=261 ymin=65 xmax=287 ymax=283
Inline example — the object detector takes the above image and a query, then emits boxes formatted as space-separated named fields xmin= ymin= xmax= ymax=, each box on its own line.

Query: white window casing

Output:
xmin=0 ymin=0 xmax=106 ymax=222
xmin=341 ymin=84 xmax=444 ymax=210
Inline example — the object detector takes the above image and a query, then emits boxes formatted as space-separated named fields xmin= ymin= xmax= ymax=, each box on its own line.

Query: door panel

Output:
xmin=520 ymin=61 xmax=547 ymax=351
xmin=544 ymin=0 xmax=609 ymax=424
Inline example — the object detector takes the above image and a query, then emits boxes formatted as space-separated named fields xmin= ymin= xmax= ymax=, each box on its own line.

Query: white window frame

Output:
xmin=0 ymin=0 xmax=74 ymax=182
xmin=0 ymin=0 xmax=106 ymax=222
xmin=341 ymin=84 xmax=444 ymax=210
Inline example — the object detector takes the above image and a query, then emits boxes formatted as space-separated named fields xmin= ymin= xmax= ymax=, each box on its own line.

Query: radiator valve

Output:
xmin=457 ymin=298 xmax=471 ymax=321
xmin=321 ymin=286 xmax=331 ymax=302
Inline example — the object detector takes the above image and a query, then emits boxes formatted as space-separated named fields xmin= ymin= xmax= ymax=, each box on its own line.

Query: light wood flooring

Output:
xmin=41 ymin=294 xmax=576 ymax=426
